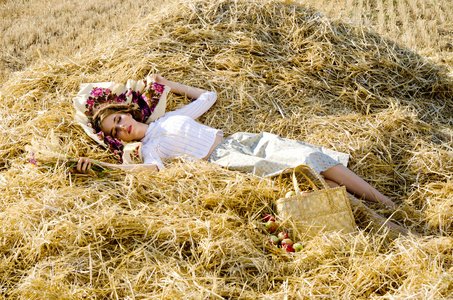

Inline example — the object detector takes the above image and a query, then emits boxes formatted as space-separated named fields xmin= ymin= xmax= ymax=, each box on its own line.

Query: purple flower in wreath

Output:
xmin=153 ymin=82 xmax=165 ymax=94
xmin=118 ymin=93 xmax=127 ymax=103
xmin=141 ymin=104 xmax=150 ymax=116
xmin=103 ymin=135 xmax=125 ymax=162
xmin=105 ymin=136 xmax=123 ymax=149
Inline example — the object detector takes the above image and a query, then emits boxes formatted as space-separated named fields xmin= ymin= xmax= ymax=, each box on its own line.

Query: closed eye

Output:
xmin=110 ymin=115 xmax=119 ymax=138
xmin=113 ymin=116 xmax=123 ymax=138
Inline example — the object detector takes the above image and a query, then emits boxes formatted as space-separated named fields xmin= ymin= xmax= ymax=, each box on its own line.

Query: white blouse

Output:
xmin=140 ymin=91 xmax=222 ymax=169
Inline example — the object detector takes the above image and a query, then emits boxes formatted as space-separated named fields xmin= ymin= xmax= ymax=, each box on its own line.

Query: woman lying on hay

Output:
xmin=73 ymin=74 xmax=413 ymax=236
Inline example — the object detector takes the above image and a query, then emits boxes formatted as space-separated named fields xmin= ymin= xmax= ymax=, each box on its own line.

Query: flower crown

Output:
xmin=73 ymin=75 xmax=170 ymax=163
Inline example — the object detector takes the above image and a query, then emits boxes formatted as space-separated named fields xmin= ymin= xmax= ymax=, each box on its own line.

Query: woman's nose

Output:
xmin=116 ymin=124 xmax=126 ymax=131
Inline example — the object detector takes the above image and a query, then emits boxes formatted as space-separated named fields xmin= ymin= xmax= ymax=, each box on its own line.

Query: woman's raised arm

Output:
xmin=153 ymin=75 xmax=207 ymax=99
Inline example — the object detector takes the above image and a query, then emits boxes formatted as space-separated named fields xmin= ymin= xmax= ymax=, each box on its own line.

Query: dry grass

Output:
xmin=303 ymin=0 xmax=453 ymax=66
xmin=1 ymin=0 xmax=453 ymax=298
xmin=0 ymin=0 xmax=165 ymax=86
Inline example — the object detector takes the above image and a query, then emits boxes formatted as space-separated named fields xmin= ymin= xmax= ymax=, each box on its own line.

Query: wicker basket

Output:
xmin=276 ymin=165 xmax=356 ymax=236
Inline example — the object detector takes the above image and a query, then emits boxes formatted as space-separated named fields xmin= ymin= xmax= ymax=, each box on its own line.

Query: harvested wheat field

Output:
xmin=1 ymin=0 xmax=453 ymax=298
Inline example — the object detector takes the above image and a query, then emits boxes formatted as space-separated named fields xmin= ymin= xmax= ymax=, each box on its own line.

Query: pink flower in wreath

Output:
xmin=153 ymin=82 xmax=164 ymax=94
xmin=86 ymin=98 xmax=95 ymax=110
xmin=91 ymin=87 xmax=104 ymax=98
xmin=96 ymin=131 xmax=105 ymax=140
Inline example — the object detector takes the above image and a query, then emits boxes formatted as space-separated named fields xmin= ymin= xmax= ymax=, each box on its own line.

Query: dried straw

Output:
xmin=1 ymin=0 xmax=453 ymax=298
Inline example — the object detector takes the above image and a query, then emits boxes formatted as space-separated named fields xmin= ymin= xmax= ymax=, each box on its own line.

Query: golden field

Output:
xmin=0 ymin=0 xmax=453 ymax=298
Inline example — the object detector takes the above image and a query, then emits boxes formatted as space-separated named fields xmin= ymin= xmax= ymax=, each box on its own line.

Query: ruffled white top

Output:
xmin=140 ymin=92 xmax=222 ymax=169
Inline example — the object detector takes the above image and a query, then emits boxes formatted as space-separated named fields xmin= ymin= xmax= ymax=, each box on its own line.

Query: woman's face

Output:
xmin=101 ymin=113 xmax=146 ymax=142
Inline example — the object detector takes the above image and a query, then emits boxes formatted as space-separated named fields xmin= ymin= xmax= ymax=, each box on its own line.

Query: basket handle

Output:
xmin=277 ymin=164 xmax=330 ymax=196
xmin=277 ymin=166 xmax=296 ymax=188
xmin=293 ymin=165 xmax=335 ymax=206
xmin=293 ymin=165 xmax=330 ymax=192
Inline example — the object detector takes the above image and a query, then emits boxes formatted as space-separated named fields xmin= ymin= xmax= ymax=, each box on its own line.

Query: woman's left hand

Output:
xmin=76 ymin=157 xmax=92 ymax=174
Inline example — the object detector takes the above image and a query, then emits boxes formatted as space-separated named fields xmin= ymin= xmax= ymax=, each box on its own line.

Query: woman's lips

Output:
xmin=128 ymin=125 xmax=132 ymax=134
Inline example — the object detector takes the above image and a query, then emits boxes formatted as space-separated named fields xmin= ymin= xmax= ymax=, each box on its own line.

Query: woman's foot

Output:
xmin=348 ymin=194 xmax=419 ymax=237
xmin=370 ymin=212 xmax=410 ymax=236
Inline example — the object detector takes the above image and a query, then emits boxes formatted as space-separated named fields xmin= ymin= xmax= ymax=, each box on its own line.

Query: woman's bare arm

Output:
xmin=153 ymin=75 xmax=207 ymax=99
xmin=76 ymin=158 xmax=158 ymax=174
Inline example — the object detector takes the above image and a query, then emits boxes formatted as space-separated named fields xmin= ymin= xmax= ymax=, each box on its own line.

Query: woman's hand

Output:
xmin=76 ymin=157 xmax=92 ymax=174
xmin=150 ymin=74 xmax=164 ymax=84
xmin=74 ymin=157 xmax=158 ymax=174
xmin=149 ymin=73 xmax=207 ymax=99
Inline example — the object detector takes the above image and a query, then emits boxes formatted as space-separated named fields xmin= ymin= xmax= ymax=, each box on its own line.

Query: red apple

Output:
xmin=281 ymin=238 xmax=294 ymax=252
xmin=283 ymin=244 xmax=295 ymax=252
xmin=265 ymin=221 xmax=278 ymax=233
xmin=293 ymin=242 xmax=303 ymax=252
xmin=268 ymin=235 xmax=280 ymax=245
xmin=278 ymin=232 xmax=289 ymax=241
xmin=281 ymin=238 xmax=293 ymax=247
xmin=263 ymin=214 xmax=275 ymax=222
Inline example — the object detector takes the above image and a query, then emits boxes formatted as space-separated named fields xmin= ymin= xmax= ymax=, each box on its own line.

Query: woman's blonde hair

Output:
xmin=91 ymin=103 xmax=143 ymax=135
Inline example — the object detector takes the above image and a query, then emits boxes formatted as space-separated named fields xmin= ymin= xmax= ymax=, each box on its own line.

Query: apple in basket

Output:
xmin=265 ymin=221 xmax=278 ymax=233
xmin=281 ymin=238 xmax=294 ymax=252
xmin=285 ymin=191 xmax=296 ymax=198
xmin=278 ymin=231 xmax=289 ymax=241
xmin=263 ymin=214 xmax=276 ymax=222
xmin=285 ymin=191 xmax=307 ymax=198
xmin=268 ymin=235 xmax=280 ymax=245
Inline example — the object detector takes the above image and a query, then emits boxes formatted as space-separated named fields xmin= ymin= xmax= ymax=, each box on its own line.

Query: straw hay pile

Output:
xmin=1 ymin=0 xmax=453 ymax=298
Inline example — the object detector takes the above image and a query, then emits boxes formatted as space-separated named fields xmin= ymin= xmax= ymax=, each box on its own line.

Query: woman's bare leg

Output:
xmin=321 ymin=164 xmax=396 ymax=208
xmin=324 ymin=179 xmax=410 ymax=236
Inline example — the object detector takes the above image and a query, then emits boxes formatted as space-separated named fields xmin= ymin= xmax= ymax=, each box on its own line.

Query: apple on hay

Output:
xmin=265 ymin=221 xmax=278 ymax=233
xmin=268 ymin=235 xmax=280 ymax=245
xmin=293 ymin=242 xmax=303 ymax=252
xmin=281 ymin=238 xmax=294 ymax=252
xmin=278 ymin=231 xmax=289 ymax=241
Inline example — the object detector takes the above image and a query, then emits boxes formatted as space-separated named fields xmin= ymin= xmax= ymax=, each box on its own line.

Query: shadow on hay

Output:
xmin=150 ymin=0 xmax=453 ymax=126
